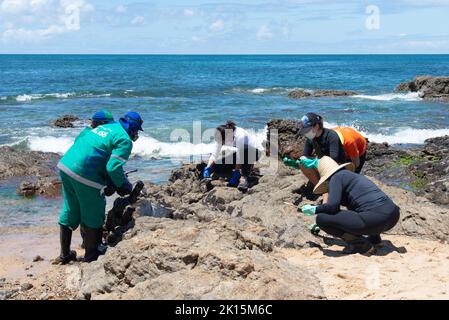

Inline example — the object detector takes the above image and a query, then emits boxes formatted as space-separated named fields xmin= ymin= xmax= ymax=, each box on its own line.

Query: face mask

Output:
xmin=130 ymin=131 xmax=139 ymax=141
xmin=304 ymin=130 xmax=315 ymax=140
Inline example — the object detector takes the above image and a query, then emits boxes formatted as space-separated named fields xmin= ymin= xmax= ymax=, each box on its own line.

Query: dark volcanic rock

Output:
xmin=0 ymin=146 xmax=61 ymax=198
xmin=396 ymin=76 xmax=449 ymax=102
xmin=0 ymin=146 xmax=60 ymax=180
xmin=266 ymin=119 xmax=307 ymax=159
xmin=288 ymin=89 xmax=357 ymax=99
xmin=53 ymin=115 xmax=80 ymax=128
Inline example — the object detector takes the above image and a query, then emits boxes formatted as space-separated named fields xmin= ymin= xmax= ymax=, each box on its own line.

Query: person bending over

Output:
xmin=203 ymin=120 xmax=263 ymax=192
xmin=332 ymin=126 xmax=367 ymax=174
xmin=54 ymin=111 xmax=143 ymax=264
xmin=300 ymin=156 xmax=400 ymax=254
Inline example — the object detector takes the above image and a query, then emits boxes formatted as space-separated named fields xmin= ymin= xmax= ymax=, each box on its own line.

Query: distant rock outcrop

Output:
xmin=288 ymin=89 xmax=357 ymax=99
xmin=396 ymin=76 xmax=449 ymax=102
xmin=53 ymin=115 xmax=80 ymax=128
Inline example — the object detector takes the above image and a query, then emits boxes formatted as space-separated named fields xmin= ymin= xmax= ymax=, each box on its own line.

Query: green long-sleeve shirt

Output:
xmin=57 ymin=122 xmax=132 ymax=189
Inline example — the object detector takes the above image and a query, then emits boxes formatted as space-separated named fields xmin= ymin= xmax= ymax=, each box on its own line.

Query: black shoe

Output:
xmin=81 ymin=226 xmax=105 ymax=263
xmin=52 ymin=225 xmax=77 ymax=265
xmin=237 ymin=177 xmax=249 ymax=193
xmin=367 ymin=235 xmax=383 ymax=246
xmin=342 ymin=236 xmax=375 ymax=255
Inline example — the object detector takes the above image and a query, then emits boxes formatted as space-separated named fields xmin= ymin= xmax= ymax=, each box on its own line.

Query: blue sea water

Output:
xmin=1 ymin=54 xmax=449 ymax=227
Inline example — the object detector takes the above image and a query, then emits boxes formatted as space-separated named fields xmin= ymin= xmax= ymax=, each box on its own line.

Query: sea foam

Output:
xmin=352 ymin=92 xmax=421 ymax=102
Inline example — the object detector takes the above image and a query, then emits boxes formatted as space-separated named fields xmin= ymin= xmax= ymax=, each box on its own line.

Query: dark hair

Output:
xmin=216 ymin=120 xmax=236 ymax=144
xmin=306 ymin=112 xmax=324 ymax=130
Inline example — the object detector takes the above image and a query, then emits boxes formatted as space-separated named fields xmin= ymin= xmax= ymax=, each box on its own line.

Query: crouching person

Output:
xmin=203 ymin=120 xmax=263 ymax=192
xmin=301 ymin=156 xmax=400 ymax=254
xmin=53 ymin=111 xmax=143 ymax=264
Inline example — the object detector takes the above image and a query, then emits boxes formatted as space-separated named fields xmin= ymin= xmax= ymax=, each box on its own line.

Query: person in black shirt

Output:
xmin=296 ymin=113 xmax=348 ymax=202
xmin=301 ymin=156 xmax=400 ymax=254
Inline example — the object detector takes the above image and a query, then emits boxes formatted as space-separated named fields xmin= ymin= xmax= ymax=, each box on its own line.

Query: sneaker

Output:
xmin=237 ymin=177 xmax=249 ymax=193
xmin=342 ymin=238 xmax=375 ymax=255
xmin=367 ymin=235 xmax=383 ymax=247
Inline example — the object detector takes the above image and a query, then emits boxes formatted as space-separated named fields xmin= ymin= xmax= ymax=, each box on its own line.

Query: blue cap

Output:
xmin=92 ymin=110 xmax=114 ymax=122
xmin=119 ymin=111 xmax=143 ymax=133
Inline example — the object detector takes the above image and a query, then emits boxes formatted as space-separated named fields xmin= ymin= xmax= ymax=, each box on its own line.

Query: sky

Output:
xmin=0 ymin=0 xmax=449 ymax=54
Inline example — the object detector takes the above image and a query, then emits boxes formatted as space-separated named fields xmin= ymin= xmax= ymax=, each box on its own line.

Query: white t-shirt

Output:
xmin=209 ymin=127 xmax=263 ymax=164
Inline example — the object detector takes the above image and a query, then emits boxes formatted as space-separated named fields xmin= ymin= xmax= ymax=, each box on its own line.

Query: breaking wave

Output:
xmin=352 ymin=92 xmax=422 ymax=102
xmin=10 ymin=129 xmax=268 ymax=158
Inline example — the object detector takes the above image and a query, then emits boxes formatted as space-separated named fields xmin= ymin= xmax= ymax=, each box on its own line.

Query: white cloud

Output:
xmin=115 ymin=4 xmax=126 ymax=13
xmin=0 ymin=0 xmax=52 ymax=14
xmin=209 ymin=19 xmax=224 ymax=31
xmin=2 ymin=24 xmax=65 ymax=42
xmin=0 ymin=0 xmax=94 ymax=42
xmin=257 ymin=25 xmax=273 ymax=40
xmin=131 ymin=15 xmax=145 ymax=25
xmin=183 ymin=8 xmax=194 ymax=17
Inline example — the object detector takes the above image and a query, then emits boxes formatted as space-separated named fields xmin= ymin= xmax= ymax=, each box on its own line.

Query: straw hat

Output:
xmin=313 ymin=156 xmax=354 ymax=194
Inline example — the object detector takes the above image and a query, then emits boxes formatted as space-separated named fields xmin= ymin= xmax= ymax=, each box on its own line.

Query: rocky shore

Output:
xmin=396 ymin=76 xmax=449 ymax=102
xmin=1 ymin=118 xmax=448 ymax=300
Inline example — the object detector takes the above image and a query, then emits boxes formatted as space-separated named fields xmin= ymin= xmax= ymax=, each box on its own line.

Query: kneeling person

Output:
xmin=301 ymin=156 xmax=400 ymax=254
xmin=203 ymin=120 xmax=263 ymax=192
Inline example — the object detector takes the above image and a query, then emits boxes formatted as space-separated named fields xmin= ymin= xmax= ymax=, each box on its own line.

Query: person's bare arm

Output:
xmin=352 ymin=156 xmax=360 ymax=169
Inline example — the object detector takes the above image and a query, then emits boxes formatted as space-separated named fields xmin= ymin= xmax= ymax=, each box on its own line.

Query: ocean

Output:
xmin=1 ymin=54 xmax=449 ymax=227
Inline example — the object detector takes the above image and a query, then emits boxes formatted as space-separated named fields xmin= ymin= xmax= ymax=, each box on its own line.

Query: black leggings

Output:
xmin=316 ymin=200 xmax=400 ymax=237
xmin=212 ymin=145 xmax=261 ymax=177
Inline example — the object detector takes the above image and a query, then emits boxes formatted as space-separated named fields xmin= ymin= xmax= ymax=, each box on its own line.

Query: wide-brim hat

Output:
xmin=313 ymin=156 xmax=354 ymax=194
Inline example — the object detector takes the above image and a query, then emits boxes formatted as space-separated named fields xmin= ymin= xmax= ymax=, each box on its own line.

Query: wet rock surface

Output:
xmin=288 ymin=89 xmax=357 ymax=99
xmin=53 ymin=115 xmax=80 ymax=128
xmin=79 ymin=147 xmax=448 ymax=299
xmin=267 ymin=119 xmax=449 ymax=206
xmin=396 ymin=76 xmax=449 ymax=102
xmin=0 ymin=146 xmax=62 ymax=198
xmin=0 ymin=146 xmax=60 ymax=180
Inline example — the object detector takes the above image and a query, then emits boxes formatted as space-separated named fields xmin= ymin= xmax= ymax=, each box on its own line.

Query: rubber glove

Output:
xmin=301 ymin=204 xmax=317 ymax=216
xmin=203 ymin=167 xmax=213 ymax=179
xmin=228 ymin=169 xmax=241 ymax=187
xmin=300 ymin=158 xmax=319 ymax=169
xmin=117 ymin=180 xmax=133 ymax=196
xmin=283 ymin=157 xmax=300 ymax=169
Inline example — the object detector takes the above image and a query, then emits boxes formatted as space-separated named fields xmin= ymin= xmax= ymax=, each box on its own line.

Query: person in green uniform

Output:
xmin=53 ymin=111 xmax=144 ymax=264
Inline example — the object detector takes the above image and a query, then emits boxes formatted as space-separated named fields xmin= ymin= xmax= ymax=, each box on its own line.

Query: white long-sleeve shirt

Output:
xmin=209 ymin=127 xmax=263 ymax=164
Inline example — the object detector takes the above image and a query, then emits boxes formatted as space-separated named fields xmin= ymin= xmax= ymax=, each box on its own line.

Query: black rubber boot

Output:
xmin=81 ymin=226 xmax=104 ymax=263
xmin=52 ymin=225 xmax=77 ymax=265
xmin=341 ymin=233 xmax=375 ymax=255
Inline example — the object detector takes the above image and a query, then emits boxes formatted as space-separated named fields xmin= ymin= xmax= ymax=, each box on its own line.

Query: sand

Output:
xmin=277 ymin=234 xmax=449 ymax=300
xmin=1 ymin=225 xmax=448 ymax=300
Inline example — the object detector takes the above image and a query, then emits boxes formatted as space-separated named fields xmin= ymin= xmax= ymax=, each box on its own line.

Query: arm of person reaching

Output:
xmin=203 ymin=143 xmax=221 ymax=178
xmin=106 ymin=135 xmax=133 ymax=190
xmin=328 ymin=131 xmax=342 ymax=163
xmin=303 ymin=139 xmax=313 ymax=158
xmin=346 ymin=140 xmax=360 ymax=169
xmin=315 ymin=174 xmax=343 ymax=214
